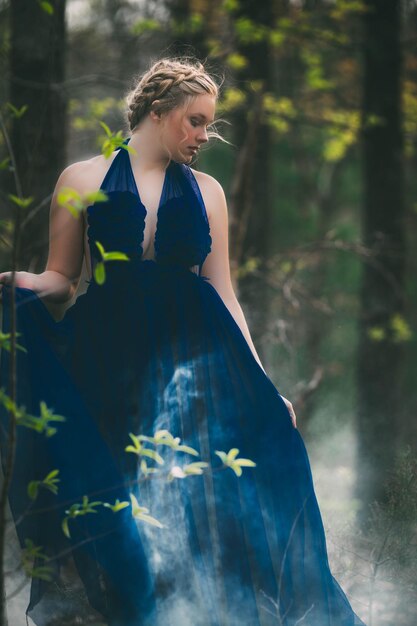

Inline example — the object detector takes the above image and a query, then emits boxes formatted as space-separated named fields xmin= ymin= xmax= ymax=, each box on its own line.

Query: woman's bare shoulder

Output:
xmin=189 ymin=168 xmax=226 ymax=221
xmin=57 ymin=151 xmax=118 ymax=194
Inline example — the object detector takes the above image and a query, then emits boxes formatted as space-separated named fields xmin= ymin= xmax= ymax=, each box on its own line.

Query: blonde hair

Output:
xmin=124 ymin=55 xmax=229 ymax=161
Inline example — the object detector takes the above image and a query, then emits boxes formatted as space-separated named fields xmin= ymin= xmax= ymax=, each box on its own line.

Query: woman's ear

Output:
xmin=150 ymin=99 xmax=162 ymax=121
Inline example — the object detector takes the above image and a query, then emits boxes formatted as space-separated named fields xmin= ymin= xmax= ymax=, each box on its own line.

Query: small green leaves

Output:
xmin=130 ymin=493 xmax=164 ymax=528
xmin=6 ymin=103 xmax=28 ymax=119
xmin=8 ymin=194 xmax=34 ymax=209
xmin=92 ymin=240 xmax=130 ymax=285
xmin=125 ymin=432 xmax=165 ymax=465
xmin=215 ymin=448 xmax=257 ymax=477
xmin=27 ymin=469 xmax=60 ymax=500
xmin=103 ymin=498 xmax=130 ymax=513
xmin=94 ymin=240 xmax=130 ymax=262
xmin=390 ymin=313 xmax=413 ymax=342
xmin=226 ymin=53 xmax=248 ymax=71
xmin=125 ymin=429 xmax=200 ymax=464
xmin=39 ymin=0 xmax=54 ymax=14
xmin=22 ymin=539 xmax=54 ymax=581
xmin=218 ymin=87 xmax=247 ymax=113
xmin=57 ymin=187 xmax=109 ymax=219
xmin=235 ymin=17 xmax=268 ymax=45
xmin=0 ymin=157 xmax=11 ymax=171
xmin=152 ymin=429 xmax=200 ymax=456
xmin=36 ymin=401 xmax=66 ymax=437
xmin=61 ymin=495 xmax=103 ymax=538
xmin=131 ymin=18 xmax=162 ymax=36
xmin=0 ymin=331 xmax=28 ymax=353
xmin=94 ymin=261 xmax=105 ymax=285
xmin=98 ymin=122 xmax=136 ymax=158
xmin=0 ymin=392 xmax=65 ymax=436
xmin=139 ymin=458 xmax=160 ymax=477
xmin=367 ymin=314 xmax=413 ymax=343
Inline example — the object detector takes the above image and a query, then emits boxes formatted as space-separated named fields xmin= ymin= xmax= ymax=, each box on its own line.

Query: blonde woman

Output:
xmin=0 ymin=56 xmax=366 ymax=626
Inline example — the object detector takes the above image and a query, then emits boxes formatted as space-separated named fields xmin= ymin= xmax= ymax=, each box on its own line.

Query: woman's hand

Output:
xmin=0 ymin=271 xmax=42 ymax=296
xmin=0 ymin=270 xmax=76 ymax=303
xmin=281 ymin=395 xmax=297 ymax=428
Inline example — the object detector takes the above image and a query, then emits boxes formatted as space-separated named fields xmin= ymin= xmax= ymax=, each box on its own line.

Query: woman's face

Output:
xmin=161 ymin=93 xmax=216 ymax=163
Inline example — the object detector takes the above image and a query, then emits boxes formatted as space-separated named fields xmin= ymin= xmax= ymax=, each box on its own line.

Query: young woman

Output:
xmin=0 ymin=57 xmax=366 ymax=626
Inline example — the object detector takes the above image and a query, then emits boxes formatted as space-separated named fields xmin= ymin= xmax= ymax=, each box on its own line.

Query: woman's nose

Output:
xmin=197 ymin=128 xmax=208 ymax=143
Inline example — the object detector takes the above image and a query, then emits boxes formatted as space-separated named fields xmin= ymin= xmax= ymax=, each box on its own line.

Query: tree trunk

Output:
xmin=356 ymin=0 xmax=406 ymax=518
xmin=9 ymin=0 xmax=67 ymax=271
xmin=229 ymin=0 xmax=276 ymax=364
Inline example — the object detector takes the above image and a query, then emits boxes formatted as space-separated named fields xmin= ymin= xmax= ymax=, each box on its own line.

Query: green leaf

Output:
xmin=6 ymin=103 xmax=28 ymax=119
xmin=0 ymin=331 xmax=28 ymax=354
xmin=61 ymin=517 xmax=70 ymax=538
xmin=103 ymin=251 xmax=130 ymax=261
xmin=130 ymin=493 xmax=164 ymax=527
xmin=139 ymin=459 xmax=159 ymax=476
xmin=94 ymin=240 xmax=105 ymax=258
xmin=8 ymin=194 xmax=34 ymax=209
xmin=136 ymin=513 xmax=164 ymax=528
xmin=231 ymin=464 xmax=243 ymax=477
xmin=215 ymin=448 xmax=257 ymax=477
xmin=130 ymin=18 xmax=161 ymax=36
xmin=183 ymin=461 xmax=209 ymax=475
xmin=103 ymin=499 xmax=130 ymax=512
xmin=0 ymin=157 xmax=11 ymax=170
xmin=215 ymin=450 xmax=228 ymax=464
xmin=94 ymin=262 xmax=105 ymax=285
xmin=227 ymin=448 xmax=240 ymax=462
xmin=84 ymin=189 xmax=109 ymax=204
xmin=234 ymin=458 xmax=257 ymax=467
xmin=98 ymin=120 xmax=112 ymax=137
xmin=39 ymin=0 xmax=54 ymax=14
xmin=390 ymin=313 xmax=413 ymax=342
xmin=27 ymin=481 xmax=39 ymax=500
xmin=140 ymin=448 xmax=164 ymax=465
xmin=175 ymin=444 xmax=200 ymax=456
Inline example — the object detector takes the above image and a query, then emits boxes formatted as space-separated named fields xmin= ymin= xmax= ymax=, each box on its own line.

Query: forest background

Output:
xmin=0 ymin=0 xmax=416 ymax=624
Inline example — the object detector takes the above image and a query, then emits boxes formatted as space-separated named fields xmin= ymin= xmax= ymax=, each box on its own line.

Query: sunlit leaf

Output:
xmin=368 ymin=327 xmax=385 ymax=341
xmin=390 ymin=314 xmax=412 ymax=342
xmin=131 ymin=18 xmax=162 ymax=36
xmin=8 ymin=194 xmax=33 ymax=209
xmin=103 ymin=499 xmax=130 ymax=512
xmin=39 ymin=0 xmax=54 ymax=14
xmin=0 ymin=157 xmax=11 ymax=170
xmin=215 ymin=448 xmax=257 ymax=477
xmin=104 ymin=251 xmax=129 ymax=261
xmin=94 ymin=261 xmax=105 ymax=285
xmin=6 ymin=103 xmax=28 ymax=119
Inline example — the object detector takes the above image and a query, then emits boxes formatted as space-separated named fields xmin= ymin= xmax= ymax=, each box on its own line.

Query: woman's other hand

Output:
xmin=280 ymin=395 xmax=297 ymax=428
xmin=0 ymin=271 xmax=42 ymax=297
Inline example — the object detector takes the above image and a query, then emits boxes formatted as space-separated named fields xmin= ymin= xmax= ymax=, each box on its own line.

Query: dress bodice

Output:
xmin=86 ymin=137 xmax=212 ymax=278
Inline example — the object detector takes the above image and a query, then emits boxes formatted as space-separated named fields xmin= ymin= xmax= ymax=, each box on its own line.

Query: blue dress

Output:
xmin=0 ymin=138 xmax=366 ymax=626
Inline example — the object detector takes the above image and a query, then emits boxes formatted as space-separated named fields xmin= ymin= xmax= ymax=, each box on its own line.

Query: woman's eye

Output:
xmin=191 ymin=119 xmax=199 ymax=127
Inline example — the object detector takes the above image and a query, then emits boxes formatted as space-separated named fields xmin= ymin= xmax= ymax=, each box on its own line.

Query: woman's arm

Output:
xmin=195 ymin=171 xmax=298 ymax=428
xmin=195 ymin=172 xmax=266 ymax=373
xmin=0 ymin=162 xmax=87 ymax=303
xmin=41 ymin=162 xmax=87 ymax=302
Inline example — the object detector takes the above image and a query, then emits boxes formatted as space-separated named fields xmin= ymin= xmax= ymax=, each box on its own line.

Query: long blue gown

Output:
xmin=0 ymin=138 xmax=367 ymax=626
